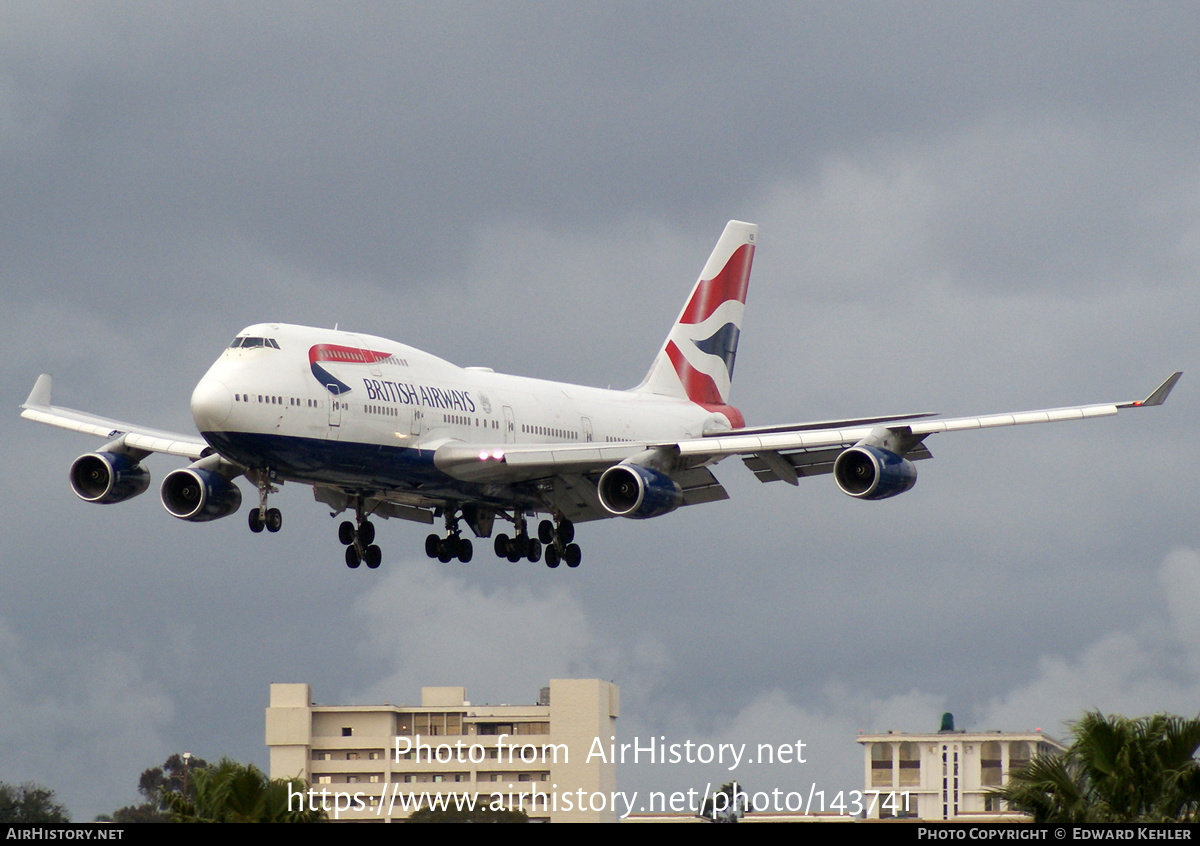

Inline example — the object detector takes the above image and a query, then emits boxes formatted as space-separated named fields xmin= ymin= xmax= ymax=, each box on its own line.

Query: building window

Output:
xmin=899 ymin=742 xmax=920 ymax=787
xmin=1009 ymin=741 xmax=1031 ymax=773
xmin=342 ymin=727 xmax=353 ymax=737
xmin=514 ymin=721 xmax=550 ymax=735
xmin=981 ymin=741 xmax=1002 ymax=787
xmin=871 ymin=743 xmax=894 ymax=787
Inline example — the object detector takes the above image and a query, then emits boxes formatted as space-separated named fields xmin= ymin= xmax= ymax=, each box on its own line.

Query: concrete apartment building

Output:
xmin=856 ymin=721 xmax=1066 ymax=821
xmin=266 ymin=679 xmax=619 ymax=822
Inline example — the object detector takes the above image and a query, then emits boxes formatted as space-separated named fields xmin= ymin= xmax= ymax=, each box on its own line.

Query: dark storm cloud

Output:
xmin=6 ymin=2 xmax=1199 ymax=311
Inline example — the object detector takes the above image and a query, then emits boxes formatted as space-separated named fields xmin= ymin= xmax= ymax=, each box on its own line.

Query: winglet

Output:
xmin=1119 ymin=371 xmax=1182 ymax=408
xmin=23 ymin=374 xmax=52 ymax=409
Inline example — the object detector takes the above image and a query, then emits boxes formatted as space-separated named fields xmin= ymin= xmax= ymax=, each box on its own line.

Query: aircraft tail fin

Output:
xmin=635 ymin=221 xmax=756 ymax=423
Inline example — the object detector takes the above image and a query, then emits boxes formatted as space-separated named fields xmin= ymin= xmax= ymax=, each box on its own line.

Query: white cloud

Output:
xmin=978 ymin=547 xmax=1200 ymax=734
xmin=349 ymin=558 xmax=666 ymax=707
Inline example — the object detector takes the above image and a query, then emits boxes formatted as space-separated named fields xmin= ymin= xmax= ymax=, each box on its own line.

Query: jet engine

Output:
xmin=833 ymin=445 xmax=917 ymax=501
xmin=69 ymin=452 xmax=150 ymax=504
xmin=597 ymin=463 xmax=683 ymax=519
xmin=160 ymin=467 xmax=242 ymax=522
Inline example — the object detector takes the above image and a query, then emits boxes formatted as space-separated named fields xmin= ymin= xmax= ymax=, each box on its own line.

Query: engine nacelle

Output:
xmin=69 ymin=452 xmax=151 ymax=504
xmin=597 ymin=463 xmax=683 ymax=519
xmin=833 ymin=445 xmax=917 ymax=500
xmin=160 ymin=468 xmax=242 ymax=522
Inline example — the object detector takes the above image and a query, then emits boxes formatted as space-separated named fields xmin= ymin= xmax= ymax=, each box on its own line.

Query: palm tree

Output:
xmin=164 ymin=758 xmax=325 ymax=823
xmin=998 ymin=711 xmax=1200 ymax=822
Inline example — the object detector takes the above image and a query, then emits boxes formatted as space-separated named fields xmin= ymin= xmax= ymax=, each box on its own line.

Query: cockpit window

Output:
xmin=228 ymin=337 xmax=280 ymax=350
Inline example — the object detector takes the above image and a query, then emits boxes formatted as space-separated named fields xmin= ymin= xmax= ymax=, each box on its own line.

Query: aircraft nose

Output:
xmin=191 ymin=377 xmax=233 ymax=431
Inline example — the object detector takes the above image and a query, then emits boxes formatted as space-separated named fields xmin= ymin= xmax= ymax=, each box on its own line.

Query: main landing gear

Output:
xmin=247 ymin=473 xmax=282 ymax=534
xmin=333 ymin=503 xmax=582 ymax=572
xmin=538 ymin=517 xmax=581 ymax=569
xmin=494 ymin=516 xmax=580 ymax=569
xmin=424 ymin=511 xmax=473 ymax=563
xmin=339 ymin=499 xmax=382 ymax=569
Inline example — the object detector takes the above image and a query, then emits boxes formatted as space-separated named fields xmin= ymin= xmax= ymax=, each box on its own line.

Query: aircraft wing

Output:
xmin=20 ymin=374 xmax=209 ymax=460
xmin=433 ymin=372 xmax=1181 ymax=488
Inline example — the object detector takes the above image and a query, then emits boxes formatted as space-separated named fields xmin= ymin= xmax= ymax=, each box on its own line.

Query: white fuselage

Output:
xmin=190 ymin=323 xmax=731 ymax=500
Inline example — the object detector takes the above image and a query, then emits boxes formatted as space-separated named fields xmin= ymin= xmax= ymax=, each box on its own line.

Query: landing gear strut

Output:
xmin=339 ymin=498 xmax=382 ymax=569
xmin=248 ymin=471 xmax=282 ymax=534
xmin=425 ymin=510 xmax=473 ymax=563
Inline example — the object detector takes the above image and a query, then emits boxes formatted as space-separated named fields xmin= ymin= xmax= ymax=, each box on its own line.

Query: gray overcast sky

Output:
xmin=2 ymin=1 xmax=1199 ymax=819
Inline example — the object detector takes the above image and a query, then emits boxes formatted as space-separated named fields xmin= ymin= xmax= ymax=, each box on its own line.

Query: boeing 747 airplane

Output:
xmin=21 ymin=221 xmax=1180 ymax=570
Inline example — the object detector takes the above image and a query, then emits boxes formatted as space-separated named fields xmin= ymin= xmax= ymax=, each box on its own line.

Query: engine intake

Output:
xmin=161 ymin=468 xmax=242 ymax=522
xmin=597 ymin=464 xmax=683 ymax=519
xmin=833 ymin=445 xmax=917 ymax=500
xmin=69 ymin=452 xmax=150 ymax=504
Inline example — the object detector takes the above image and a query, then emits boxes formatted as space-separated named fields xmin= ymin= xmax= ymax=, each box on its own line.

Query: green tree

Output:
xmin=998 ymin=711 xmax=1200 ymax=823
xmin=0 ymin=782 xmax=69 ymax=823
xmin=97 ymin=753 xmax=211 ymax=822
xmin=699 ymin=781 xmax=746 ymax=822
xmin=163 ymin=758 xmax=325 ymax=823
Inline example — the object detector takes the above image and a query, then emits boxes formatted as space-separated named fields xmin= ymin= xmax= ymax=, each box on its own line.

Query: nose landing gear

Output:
xmin=248 ymin=471 xmax=282 ymax=534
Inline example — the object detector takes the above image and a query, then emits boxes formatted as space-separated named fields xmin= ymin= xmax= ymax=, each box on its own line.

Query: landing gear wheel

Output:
xmin=526 ymin=539 xmax=542 ymax=563
xmin=545 ymin=545 xmax=560 ymax=568
xmin=506 ymin=539 xmax=523 ymax=563
xmin=345 ymin=546 xmax=362 ymax=569
xmin=358 ymin=520 xmax=375 ymax=546
xmin=363 ymin=545 xmax=382 ymax=569
xmin=437 ymin=539 xmax=455 ymax=563
xmin=556 ymin=519 xmax=575 ymax=545
xmin=266 ymin=508 xmax=282 ymax=533
xmin=426 ymin=534 xmax=441 ymax=558
xmin=564 ymin=543 xmax=582 ymax=568
xmin=494 ymin=534 xmax=510 ymax=558
xmin=339 ymin=521 xmax=356 ymax=545
xmin=538 ymin=520 xmax=555 ymax=544
xmin=249 ymin=510 xmax=264 ymax=533
xmin=457 ymin=539 xmax=473 ymax=563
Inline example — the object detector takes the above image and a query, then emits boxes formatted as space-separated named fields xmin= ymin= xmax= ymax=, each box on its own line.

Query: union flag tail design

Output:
xmin=636 ymin=220 xmax=756 ymax=427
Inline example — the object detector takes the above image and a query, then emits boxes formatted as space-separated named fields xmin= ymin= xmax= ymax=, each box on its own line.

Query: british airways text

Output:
xmin=362 ymin=378 xmax=475 ymax=413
